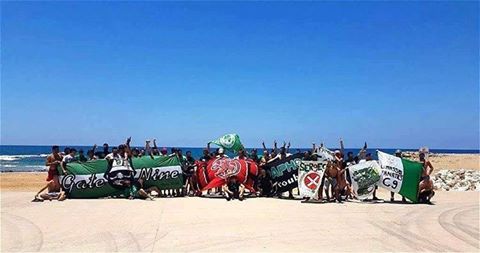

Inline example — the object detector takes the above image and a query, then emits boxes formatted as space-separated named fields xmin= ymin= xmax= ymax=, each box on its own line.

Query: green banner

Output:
xmin=59 ymin=155 xmax=183 ymax=198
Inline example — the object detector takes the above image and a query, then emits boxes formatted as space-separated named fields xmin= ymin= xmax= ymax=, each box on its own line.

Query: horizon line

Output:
xmin=0 ymin=144 xmax=478 ymax=151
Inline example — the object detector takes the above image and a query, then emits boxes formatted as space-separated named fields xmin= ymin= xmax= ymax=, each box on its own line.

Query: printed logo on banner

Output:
xmin=348 ymin=161 xmax=381 ymax=199
xmin=219 ymin=134 xmax=236 ymax=148
xmin=105 ymin=159 xmax=135 ymax=190
xmin=211 ymin=158 xmax=241 ymax=179
xmin=303 ymin=172 xmax=321 ymax=190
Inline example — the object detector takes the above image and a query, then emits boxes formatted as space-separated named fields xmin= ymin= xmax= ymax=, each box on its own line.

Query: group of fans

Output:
xmin=33 ymin=137 xmax=435 ymax=204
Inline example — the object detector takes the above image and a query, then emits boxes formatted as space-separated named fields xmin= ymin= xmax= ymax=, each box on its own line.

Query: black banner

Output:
xmin=264 ymin=153 xmax=303 ymax=194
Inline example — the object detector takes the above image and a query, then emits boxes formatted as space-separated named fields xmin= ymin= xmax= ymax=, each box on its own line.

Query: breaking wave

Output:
xmin=0 ymin=154 xmax=49 ymax=161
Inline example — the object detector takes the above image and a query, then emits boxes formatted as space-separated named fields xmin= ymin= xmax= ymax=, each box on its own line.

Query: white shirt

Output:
xmin=62 ymin=154 xmax=75 ymax=163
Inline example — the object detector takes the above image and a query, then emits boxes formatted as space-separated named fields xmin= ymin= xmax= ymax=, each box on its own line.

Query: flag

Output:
xmin=377 ymin=151 xmax=422 ymax=203
xmin=348 ymin=161 xmax=381 ymax=200
xmin=59 ymin=155 xmax=183 ymax=198
xmin=264 ymin=153 xmax=303 ymax=194
xmin=196 ymin=157 xmax=258 ymax=192
xmin=297 ymin=160 xmax=325 ymax=199
xmin=209 ymin=133 xmax=244 ymax=152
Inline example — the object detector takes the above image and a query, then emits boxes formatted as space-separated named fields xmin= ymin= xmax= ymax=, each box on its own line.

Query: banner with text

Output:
xmin=377 ymin=151 xmax=422 ymax=203
xmin=264 ymin=153 xmax=303 ymax=194
xmin=297 ymin=160 xmax=326 ymax=199
xmin=59 ymin=155 xmax=183 ymax=198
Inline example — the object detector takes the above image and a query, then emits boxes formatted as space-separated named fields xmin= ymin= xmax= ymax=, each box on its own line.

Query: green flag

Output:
xmin=209 ymin=133 xmax=244 ymax=152
xmin=59 ymin=155 xmax=183 ymax=198
xmin=377 ymin=151 xmax=423 ymax=203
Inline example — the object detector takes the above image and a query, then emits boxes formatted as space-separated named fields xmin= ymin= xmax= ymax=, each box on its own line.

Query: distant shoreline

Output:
xmin=1 ymin=144 xmax=479 ymax=152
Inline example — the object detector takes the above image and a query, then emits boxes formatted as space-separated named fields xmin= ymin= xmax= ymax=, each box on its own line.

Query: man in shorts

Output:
xmin=419 ymin=151 xmax=435 ymax=203
xmin=33 ymin=146 xmax=66 ymax=201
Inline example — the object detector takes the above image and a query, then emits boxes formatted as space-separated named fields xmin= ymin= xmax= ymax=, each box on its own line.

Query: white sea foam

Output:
xmin=0 ymin=154 xmax=49 ymax=161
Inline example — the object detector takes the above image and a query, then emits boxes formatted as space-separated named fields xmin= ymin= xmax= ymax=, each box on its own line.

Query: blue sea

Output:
xmin=0 ymin=145 xmax=478 ymax=172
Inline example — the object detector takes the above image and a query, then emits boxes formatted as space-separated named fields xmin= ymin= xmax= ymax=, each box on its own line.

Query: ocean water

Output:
xmin=0 ymin=145 xmax=478 ymax=172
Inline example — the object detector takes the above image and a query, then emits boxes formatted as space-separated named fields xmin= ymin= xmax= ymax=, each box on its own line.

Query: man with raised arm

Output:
xmin=104 ymin=137 xmax=135 ymax=190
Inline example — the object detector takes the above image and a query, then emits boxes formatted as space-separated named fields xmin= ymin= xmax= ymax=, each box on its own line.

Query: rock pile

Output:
xmin=432 ymin=169 xmax=480 ymax=191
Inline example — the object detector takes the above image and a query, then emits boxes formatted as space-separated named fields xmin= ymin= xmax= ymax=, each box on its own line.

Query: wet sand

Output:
xmin=1 ymin=191 xmax=478 ymax=252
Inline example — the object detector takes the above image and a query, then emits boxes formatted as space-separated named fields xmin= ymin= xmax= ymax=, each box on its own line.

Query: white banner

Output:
xmin=377 ymin=151 xmax=404 ymax=193
xmin=348 ymin=161 xmax=381 ymax=200
xmin=297 ymin=160 xmax=326 ymax=199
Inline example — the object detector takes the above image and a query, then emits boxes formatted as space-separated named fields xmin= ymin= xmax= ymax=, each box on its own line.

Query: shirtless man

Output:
xmin=320 ymin=161 xmax=352 ymax=202
xmin=419 ymin=152 xmax=435 ymax=203
xmin=320 ymin=161 xmax=337 ymax=201
xmin=34 ymin=146 xmax=66 ymax=201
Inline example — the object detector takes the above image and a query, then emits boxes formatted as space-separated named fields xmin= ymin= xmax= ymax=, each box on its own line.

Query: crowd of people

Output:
xmin=33 ymin=137 xmax=435 ymax=204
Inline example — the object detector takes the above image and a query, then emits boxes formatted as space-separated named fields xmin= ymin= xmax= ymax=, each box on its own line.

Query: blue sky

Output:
xmin=1 ymin=1 xmax=478 ymax=149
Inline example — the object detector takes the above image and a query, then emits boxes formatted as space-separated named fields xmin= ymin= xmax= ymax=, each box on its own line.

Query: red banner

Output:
xmin=195 ymin=157 xmax=258 ymax=192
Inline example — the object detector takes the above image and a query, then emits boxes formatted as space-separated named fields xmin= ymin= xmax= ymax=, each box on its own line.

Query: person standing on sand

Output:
xmin=419 ymin=151 xmax=435 ymax=203
xmin=33 ymin=146 xmax=66 ymax=201
xmin=365 ymin=153 xmax=380 ymax=201
xmin=45 ymin=146 xmax=62 ymax=184
xmin=271 ymin=147 xmax=295 ymax=199
xmin=391 ymin=150 xmax=407 ymax=202
xmin=61 ymin=148 xmax=76 ymax=175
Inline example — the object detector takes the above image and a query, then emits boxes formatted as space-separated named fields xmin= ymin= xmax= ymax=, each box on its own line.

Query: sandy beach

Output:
xmin=1 ymin=190 xmax=479 ymax=252
xmin=1 ymin=153 xmax=479 ymax=252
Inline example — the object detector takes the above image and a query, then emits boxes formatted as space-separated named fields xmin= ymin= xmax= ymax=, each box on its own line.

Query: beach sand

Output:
xmin=1 ymin=153 xmax=479 ymax=252
xmin=428 ymin=153 xmax=479 ymax=171
xmin=1 ymin=190 xmax=478 ymax=252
